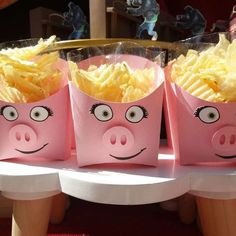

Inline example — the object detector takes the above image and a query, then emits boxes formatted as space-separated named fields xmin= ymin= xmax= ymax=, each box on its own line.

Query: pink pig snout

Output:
xmin=212 ymin=126 xmax=236 ymax=152
xmin=9 ymin=124 xmax=37 ymax=149
xmin=103 ymin=126 xmax=134 ymax=152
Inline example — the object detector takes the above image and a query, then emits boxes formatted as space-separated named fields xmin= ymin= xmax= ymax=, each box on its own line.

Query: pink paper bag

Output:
xmin=69 ymin=54 xmax=164 ymax=167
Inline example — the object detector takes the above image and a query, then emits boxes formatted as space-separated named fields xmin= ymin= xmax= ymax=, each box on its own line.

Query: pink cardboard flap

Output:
xmin=0 ymin=85 xmax=71 ymax=161
xmin=69 ymin=54 xmax=164 ymax=167
xmin=55 ymin=58 xmax=76 ymax=150
xmin=165 ymin=79 xmax=236 ymax=165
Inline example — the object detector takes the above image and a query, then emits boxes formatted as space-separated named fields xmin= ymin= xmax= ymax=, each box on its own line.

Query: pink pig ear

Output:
xmin=53 ymin=58 xmax=69 ymax=88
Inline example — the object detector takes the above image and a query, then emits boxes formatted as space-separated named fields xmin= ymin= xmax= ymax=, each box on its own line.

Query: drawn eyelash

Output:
xmin=90 ymin=103 xmax=105 ymax=114
xmin=90 ymin=104 xmax=148 ymax=120
xmin=194 ymin=105 xmax=220 ymax=124
xmin=42 ymin=106 xmax=53 ymax=116
xmin=139 ymin=106 xmax=148 ymax=118
xmin=194 ymin=106 xmax=206 ymax=117
xmin=0 ymin=105 xmax=11 ymax=115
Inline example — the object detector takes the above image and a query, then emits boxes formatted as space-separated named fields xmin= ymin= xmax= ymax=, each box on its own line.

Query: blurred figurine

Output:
xmin=126 ymin=0 xmax=160 ymax=40
xmin=175 ymin=5 xmax=206 ymax=36
xmin=63 ymin=1 xmax=89 ymax=40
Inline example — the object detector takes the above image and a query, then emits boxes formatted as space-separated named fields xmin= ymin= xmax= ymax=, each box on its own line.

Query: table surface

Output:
xmin=1 ymin=147 xmax=236 ymax=203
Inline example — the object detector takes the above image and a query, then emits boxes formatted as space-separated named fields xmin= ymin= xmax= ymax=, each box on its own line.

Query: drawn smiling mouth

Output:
xmin=15 ymin=143 xmax=49 ymax=154
xmin=109 ymin=148 xmax=147 ymax=160
xmin=215 ymin=154 xmax=236 ymax=159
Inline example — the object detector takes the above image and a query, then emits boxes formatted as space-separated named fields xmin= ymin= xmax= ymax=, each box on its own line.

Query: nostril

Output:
xmin=9 ymin=124 xmax=37 ymax=147
xmin=103 ymin=126 xmax=134 ymax=150
xmin=120 ymin=135 xmax=127 ymax=145
xmin=110 ymin=134 xmax=116 ymax=145
xmin=25 ymin=132 xmax=30 ymax=142
xmin=16 ymin=132 xmax=21 ymax=141
xmin=230 ymin=134 xmax=236 ymax=144
xmin=212 ymin=126 xmax=236 ymax=151
xmin=219 ymin=135 xmax=225 ymax=145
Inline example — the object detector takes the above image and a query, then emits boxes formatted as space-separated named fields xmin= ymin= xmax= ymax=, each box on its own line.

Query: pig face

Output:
xmin=69 ymin=54 xmax=164 ymax=167
xmin=70 ymin=82 xmax=163 ymax=167
xmin=0 ymin=86 xmax=71 ymax=161
xmin=167 ymin=82 xmax=236 ymax=164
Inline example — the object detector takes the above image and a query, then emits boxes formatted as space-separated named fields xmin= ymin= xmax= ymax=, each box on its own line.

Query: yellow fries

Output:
xmin=0 ymin=35 xmax=62 ymax=103
xmin=69 ymin=61 xmax=156 ymax=102
xmin=171 ymin=33 xmax=236 ymax=102
xmin=0 ymin=36 xmax=56 ymax=60
xmin=0 ymin=79 xmax=27 ymax=103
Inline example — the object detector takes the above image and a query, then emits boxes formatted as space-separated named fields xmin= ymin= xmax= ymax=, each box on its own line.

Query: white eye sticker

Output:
xmin=125 ymin=105 xmax=148 ymax=123
xmin=194 ymin=106 xmax=220 ymax=124
xmin=91 ymin=104 xmax=113 ymax=122
xmin=1 ymin=106 xmax=18 ymax=121
xmin=30 ymin=106 xmax=53 ymax=122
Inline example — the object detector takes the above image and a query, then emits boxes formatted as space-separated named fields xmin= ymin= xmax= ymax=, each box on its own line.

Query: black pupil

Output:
xmin=208 ymin=112 xmax=215 ymax=119
xmin=10 ymin=111 xmax=15 ymax=117
xmin=34 ymin=111 xmax=40 ymax=117
xmin=130 ymin=111 xmax=135 ymax=118
xmin=103 ymin=110 xmax=109 ymax=117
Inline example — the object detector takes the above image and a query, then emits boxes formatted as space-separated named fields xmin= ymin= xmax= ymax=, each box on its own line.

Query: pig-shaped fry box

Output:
xmin=0 ymin=85 xmax=71 ymax=160
xmin=164 ymin=32 xmax=236 ymax=165
xmin=0 ymin=36 xmax=72 ymax=161
xmin=165 ymin=80 xmax=236 ymax=164
xmin=68 ymin=47 xmax=164 ymax=167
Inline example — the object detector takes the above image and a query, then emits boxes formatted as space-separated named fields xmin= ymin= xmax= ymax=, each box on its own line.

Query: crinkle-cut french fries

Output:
xmin=69 ymin=61 xmax=156 ymax=102
xmin=0 ymin=79 xmax=27 ymax=103
xmin=170 ymin=33 xmax=236 ymax=102
xmin=0 ymin=36 xmax=56 ymax=60
xmin=0 ymin=35 xmax=62 ymax=103
xmin=122 ymin=86 xmax=146 ymax=103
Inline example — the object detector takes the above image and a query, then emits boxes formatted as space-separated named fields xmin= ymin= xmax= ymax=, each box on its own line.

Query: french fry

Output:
xmin=0 ymin=35 xmax=63 ymax=103
xmin=97 ymin=64 xmax=115 ymax=83
xmin=122 ymin=86 xmax=146 ymax=103
xmin=69 ymin=60 xmax=156 ymax=102
xmin=0 ymin=82 xmax=26 ymax=103
xmin=170 ymin=33 xmax=236 ymax=103
xmin=0 ymin=36 xmax=56 ymax=60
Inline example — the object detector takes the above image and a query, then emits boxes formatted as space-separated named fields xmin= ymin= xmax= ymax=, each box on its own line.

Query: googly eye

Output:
xmin=30 ymin=106 xmax=53 ymax=122
xmin=91 ymin=104 xmax=113 ymax=122
xmin=125 ymin=106 xmax=148 ymax=123
xmin=1 ymin=106 xmax=18 ymax=121
xmin=194 ymin=106 xmax=220 ymax=124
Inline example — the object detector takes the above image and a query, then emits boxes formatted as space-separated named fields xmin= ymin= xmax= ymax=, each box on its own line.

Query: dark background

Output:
xmin=160 ymin=0 xmax=236 ymax=31
xmin=0 ymin=0 xmax=89 ymax=42
xmin=0 ymin=0 xmax=235 ymax=42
